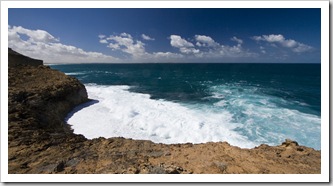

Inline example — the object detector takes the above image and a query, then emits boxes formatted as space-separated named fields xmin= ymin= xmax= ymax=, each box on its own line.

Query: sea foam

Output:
xmin=67 ymin=85 xmax=259 ymax=148
xmin=208 ymin=84 xmax=321 ymax=149
xmin=66 ymin=84 xmax=321 ymax=149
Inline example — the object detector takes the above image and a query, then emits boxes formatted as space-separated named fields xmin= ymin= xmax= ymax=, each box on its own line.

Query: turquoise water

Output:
xmin=52 ymin=63 xmax=321 ymax=149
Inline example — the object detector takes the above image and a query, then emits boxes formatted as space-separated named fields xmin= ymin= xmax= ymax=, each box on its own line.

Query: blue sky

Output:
xmin=8 ymin=8 xmax=321 ymax=63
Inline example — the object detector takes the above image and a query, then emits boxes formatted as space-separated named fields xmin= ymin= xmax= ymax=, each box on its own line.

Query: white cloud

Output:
xmin=179 ymin=47 xmax=200 ymax=54
xmin=281 ymin=39 xmax=297 ymax=48
xmin=195 ymin=35 xmax=219 ymax=47
xmin=141 ymin=34 xmax=155 ymax=41
xmin=152 ymin=52 xmax=183 ymax=59
xmin=98 ymin=34 xmax=108 ymax=44
xmin=231 ymin=36 xmax=243 ymax=44
xmin=98 ymin=34 xmax=106 ymax=39
xmin=217 ymin=45 xmax=249 ymax=57
xmin=292 ymin=43 xmax=313 ymax=53
xmin=169 ymin=35 xmax=200 ymax=54
xmin=170 ymin=34 xmax=257 ymax=59
xmin=259 ymin=46 xmax=266 ymax=54
xmin=252 ymin=36 xmax=262 ymax=41
xmin=99 ymin=33 xmax=257 ymax=62
xmin=103 ymin=33 xmax=147 ymax=58
xmin=99 ymin=39 xmax=108 ymax=44
xmin=101 ymin=33 xmax=185 ymax=62
xmin=10 ymin=26 xmax=59 ymax=43
xmin=194 ymin=34 xmax=255 ymax=58
xmin=253 ymin=34 xmax=285 ymax=43
xmin=8 ymin=25 xmax=261 ymax=64
xmin=170 ymin=35 xmax=194 ymax=48
xmin=252 ymin=34 xmax=313 ymax=53
xmin=107 ymin=43 xmax=120 ymax=50
xmin=120 ymin=32 xmax=132 ymax=38
xmin=8 ymin=25 xmax=117 ymax=63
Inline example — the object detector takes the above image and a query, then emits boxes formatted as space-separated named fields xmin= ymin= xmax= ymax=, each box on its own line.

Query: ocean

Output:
xmin=51 ymin=63 xmax=321 ymax=150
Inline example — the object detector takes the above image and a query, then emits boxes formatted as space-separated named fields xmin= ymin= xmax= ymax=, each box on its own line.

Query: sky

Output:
xmin=8 ymin=8 xmax=321 ymax=63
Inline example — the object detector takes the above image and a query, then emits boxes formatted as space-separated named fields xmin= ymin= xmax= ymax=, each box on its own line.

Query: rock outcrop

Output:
xmin=8 ymin=49 xmax=321 ymax=174
xmin=8 ymin=48 xmax=43 ymax=67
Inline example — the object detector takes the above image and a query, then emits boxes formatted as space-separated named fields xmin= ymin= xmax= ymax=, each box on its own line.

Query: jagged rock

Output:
xmin=282 ymin=139 xmax=299 ymax=147
xmin=54 ymin=161 xmax=65 ymax=172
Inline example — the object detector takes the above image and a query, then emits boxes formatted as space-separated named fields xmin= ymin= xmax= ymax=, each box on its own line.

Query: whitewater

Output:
xmin=66 ymin=84 xmax=320 ymax=149
xmin=52 ymin=63 xmax=321 ymax=150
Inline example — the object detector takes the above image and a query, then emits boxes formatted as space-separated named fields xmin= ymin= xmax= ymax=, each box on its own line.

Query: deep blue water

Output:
xmin=51 ymin=63 xmax=321 ymax=149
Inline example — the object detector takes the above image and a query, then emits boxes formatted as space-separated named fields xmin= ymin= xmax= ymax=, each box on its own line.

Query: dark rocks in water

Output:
xmin=8 ymin=48 xmax=43 ymax=67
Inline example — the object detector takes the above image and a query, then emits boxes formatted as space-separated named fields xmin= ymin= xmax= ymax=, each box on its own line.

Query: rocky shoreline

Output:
xmin=8 ymin=49 xmax=321 ymax=174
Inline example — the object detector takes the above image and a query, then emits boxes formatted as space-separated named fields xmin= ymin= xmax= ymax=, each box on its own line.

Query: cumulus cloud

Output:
xmin=98 ymin=34 xmax=106 ymax=39
xmin=100 ymin=32 xmax=147 ymax=58
xmin=98 ymin=35 xmax=108 ymax=43
xmin=252 ymin=34 xmax=285 ymax=43
xmin=195 ymin=35 xmax=219 ymax=47
xmin=252 ymin=34 xmax=313 ymax=53
xmin=8 ymin=25 xmax=261 ymax=63
xmin=120 ymin=32 xmax=132 ymax=38
xmin=281 ymin=39 xmax=297 ymax=48
xmin=216 ymin=44 xmax=250 ymax=57
xmin=292 ymin=43 xmax=313 ymax=53
xmin=179 ymin=47 xmax=200 ymax=54
xmin=152 ymin=52 xmax=183 ymax=59
xmin=99 ymin=39 xmax=108 ymax=44
xmin=96 ymin=33 xmax=260 ymax=62
xmin=141 ymin=34 xmax=155 ymax=41
xmin=170 ymin=35 xmax=194 ymax=48
xmin=169 ymin=35 xmax=200 ymax=54
xmin=99 ymin=33 xmax=184 ymax=62
xmin=193 ymin=35 xmax=249 ymax=57
xmin=8 ymin=25 xmax=117 ymax=63
xmin=193 ymin=34 xmax=255 ymax=58
xmin=9 ymin=26 xmax=59 ymax=43
xmin=231 ymin=36 xmax=243 ymax=44
xmin=102 ymin=33 xmax=254 ymax=61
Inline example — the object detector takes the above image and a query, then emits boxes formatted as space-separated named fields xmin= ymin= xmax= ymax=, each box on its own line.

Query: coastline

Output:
xmin=8 ymin=49 xmax=321 ymax=174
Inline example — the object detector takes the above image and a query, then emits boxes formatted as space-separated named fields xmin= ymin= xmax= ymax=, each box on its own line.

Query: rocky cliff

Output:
xmin=8 ymin=49 xmax=321 ymax=174
xmin=8 ymin=48 xmax=43 ymax=67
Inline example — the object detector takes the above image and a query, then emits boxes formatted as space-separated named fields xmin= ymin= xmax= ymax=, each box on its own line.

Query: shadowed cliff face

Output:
xmin=8 ymin=48 xmax=43 ymax=67
xmin=9 ymin=65 xmax=88 ymax=127
xmin=8 ymin=49 xmax=321 ymax=174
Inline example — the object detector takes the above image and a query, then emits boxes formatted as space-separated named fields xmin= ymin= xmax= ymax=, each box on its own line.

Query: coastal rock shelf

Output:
xmin=8 ymin=49 xmax=321 ymax=174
